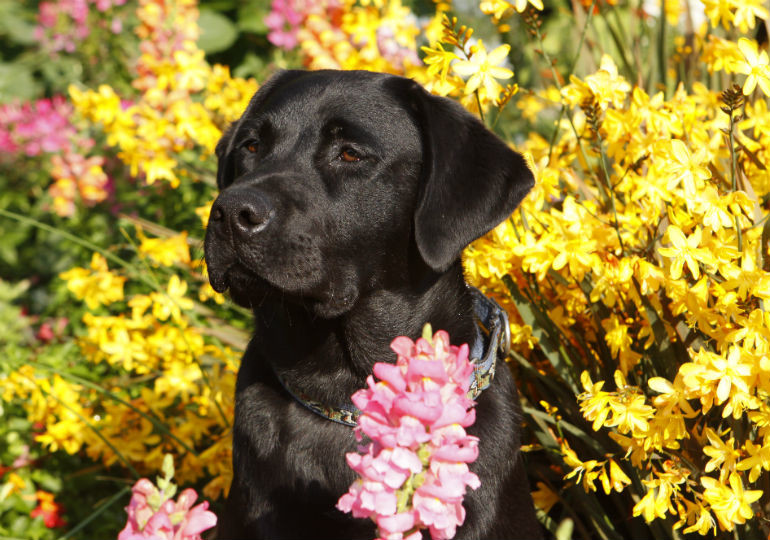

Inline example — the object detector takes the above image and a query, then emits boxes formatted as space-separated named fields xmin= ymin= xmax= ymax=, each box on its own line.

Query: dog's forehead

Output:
xmin=251 ymin=71 xmax=417 ymax=136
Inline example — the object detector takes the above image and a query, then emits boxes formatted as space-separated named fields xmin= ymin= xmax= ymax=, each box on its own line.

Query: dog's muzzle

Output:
xmin=205 ymin=187 xmax=277 ymax=293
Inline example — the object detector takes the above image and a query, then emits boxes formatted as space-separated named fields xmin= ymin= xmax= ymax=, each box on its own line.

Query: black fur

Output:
xmin=204 ymin=69 xmax=542 ymax=539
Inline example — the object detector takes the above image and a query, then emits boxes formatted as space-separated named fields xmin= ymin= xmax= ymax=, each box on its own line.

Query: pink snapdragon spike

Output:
xmin=118 ymin=455 xmax=217 ymax=540
xmin=337 ymin=325 xmax=481 ymax=540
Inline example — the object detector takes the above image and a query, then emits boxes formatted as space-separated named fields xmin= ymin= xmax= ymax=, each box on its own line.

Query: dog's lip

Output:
xmin=208 ymin=266 xmax=230 ymax=293
xmin=209 ymin=262 xmax=258 ymax=293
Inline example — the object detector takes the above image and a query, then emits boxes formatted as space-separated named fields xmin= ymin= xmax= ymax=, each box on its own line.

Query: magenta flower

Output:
xmin=338 ymin=326 xmax=481 ymax=540
xmin=118 ymin=456 xmax=217 ymax=540
xmin=264 ymin=0 xmax=304 ymax=50
xmin=0 ymin=97 xmax=75 ymax=158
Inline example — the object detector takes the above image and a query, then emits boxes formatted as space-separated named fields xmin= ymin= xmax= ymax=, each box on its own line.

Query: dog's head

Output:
xmin=204 ymin=70 xmax=533 ymax=317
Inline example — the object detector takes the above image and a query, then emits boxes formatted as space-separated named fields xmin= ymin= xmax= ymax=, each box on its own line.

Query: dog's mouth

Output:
xmin=208 ymin=261 xmax=267 ymax=295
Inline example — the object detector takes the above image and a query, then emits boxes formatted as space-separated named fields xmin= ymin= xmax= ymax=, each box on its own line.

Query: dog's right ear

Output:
xmin=215 ymin=70 xmax=308 ymax=190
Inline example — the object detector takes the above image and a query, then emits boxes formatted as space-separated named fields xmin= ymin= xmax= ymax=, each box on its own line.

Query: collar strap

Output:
xmin=271 ymin=286 xmax=510 ymax=428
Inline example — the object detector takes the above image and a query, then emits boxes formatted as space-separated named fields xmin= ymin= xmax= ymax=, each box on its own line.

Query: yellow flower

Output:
xmin=59 ymin=253 xmax=126 ymax=310
xmin=679 ymin=497 xmax=716 ymax=535
xmin=737 ymin=440 xmax=770 ymax=483
xmin=452 ymin=41 xmax=513 ymax=101
xmin=530 ymin=482 xmax=558 ymax=514
xmin=510 ymin=322 xmax=538 ymax=350
xmin=608 ymin=391 xmax=654 ymax=436
xmin=138 ymin=230 xmax=191 ymax=267
xmin=664 ymin=139 xmax=711 ymax=202
xmin=599 ymin=459 xmax=632 ymax=494
xmin=420 ymin=43 xmax=459 ymax=83
xmin=578 ymin=371 xmax=613 ymax=431
xmin=561 ymin=439 xmax=602 ymax=492
xmin=713 ymin=347 xmax=755 ymax=407
xmin=735 ymin=38 xmax=770 ymax=96
xmin=601 ymin=316 xmax=642 ymax=374
xmin=633 ymin=480 xmax=675 ymax=522
xmin=701 ymin=0 xmax=734 ymax=29
xmin=696 ymin=186 xmax=737 ymax=232
xmin=509 ymin=0 xmax=543 ymax=12
xmin=657 ymin=226 xmax=713 ymax=280
xmin=562 ymin=55 xmax=630 ymax=110
xmin=151 ymin=274 xmax=194 ymax=323
xmin=479 ymin=0 xmax=515 ymax=21
xmin=3 ymin=472 xmax=26 ymax=496
xmin=702 ymin=428 xmax=741 ymax=483
xmin=701 ymin=472 xmax=761 ymax=531
xmin=633 ymin=461 xmax=690 ymax=523
xmin=732 ymin=0 xmax=769 ymax=33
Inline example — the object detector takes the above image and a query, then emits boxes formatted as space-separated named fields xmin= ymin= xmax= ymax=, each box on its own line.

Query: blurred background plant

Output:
xmin=1 ymin=0 xmax=769 ymax=538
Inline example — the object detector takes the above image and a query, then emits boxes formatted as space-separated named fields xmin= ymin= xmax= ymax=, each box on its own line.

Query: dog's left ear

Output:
xmin=397 ymin=80 xmax=534 ymax=272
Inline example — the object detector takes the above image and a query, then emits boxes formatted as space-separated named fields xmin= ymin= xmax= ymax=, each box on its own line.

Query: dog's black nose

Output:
xmin=209 ymin=189 xmax=275 ymax=237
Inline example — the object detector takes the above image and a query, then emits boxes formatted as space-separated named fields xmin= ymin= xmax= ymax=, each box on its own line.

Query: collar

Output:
xmin=271 ymin=286 xmax=510 ymax=427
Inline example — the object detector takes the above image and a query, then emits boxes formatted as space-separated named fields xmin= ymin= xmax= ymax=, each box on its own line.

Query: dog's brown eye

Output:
xmin=245 ymin=141 xmax=259 ymax=154
xmin=339 ymin=148 xmax=362 ymax=162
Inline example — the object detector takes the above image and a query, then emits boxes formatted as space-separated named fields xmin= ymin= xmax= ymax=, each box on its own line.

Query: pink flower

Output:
xmin=118 ymin=457 xmax=217 ymax=540
xmin=0 ymin=96 xmax=75 ymax=159
xmin=264 ymin=0 xmax=304 ymax=50
xmin=376 ymin=511 xmax=417 ymax=539
xmin=412 ymin=490 xmax=464 ymax=540
xmin=337 ymin=327 xmax=481 ymax=540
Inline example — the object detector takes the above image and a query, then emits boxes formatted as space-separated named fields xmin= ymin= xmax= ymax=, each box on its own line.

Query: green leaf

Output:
xmin=197 ymin=9 xmax=238 ymax=54
xmin=502 ymin=275 xmax=580 ymax=393
xmin=0 ymin=1 xmax=37 ymax=46
xmin=0 ymin=62 xmax=37 ymax=102
xmin=233 ymin=52 xmax=266 ymax=79
xmin=237 ymin=1 xmax=269 ymax=34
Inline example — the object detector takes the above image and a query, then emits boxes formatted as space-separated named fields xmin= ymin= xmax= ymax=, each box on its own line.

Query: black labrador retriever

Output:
xmin=204 ymin=69 xmax=542 ymax=539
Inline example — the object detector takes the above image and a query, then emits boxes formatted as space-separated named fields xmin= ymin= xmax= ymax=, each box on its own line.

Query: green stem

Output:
xmin=726 ymin=109 xmax=744 ymax=253
xmin=531 ymin=16 xmax=602 ymax=202
xmin=0 ymin=208 xmax=157 ymax=291
xmin=594 ymin=136 xmax=626 ymax=254
xmin=548 ymin=0 xmax=595 ymax=164
xmin=475 ymin=90 xmax=486 ymax=125
xmin=657 ymin=0 xmax=667 ymax=94
xmin=601 ymin=9 xmax=635 ymax=81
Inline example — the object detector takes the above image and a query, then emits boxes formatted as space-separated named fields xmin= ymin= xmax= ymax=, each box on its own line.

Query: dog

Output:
xmin=204 ymin=69 xmax=542 ymax=539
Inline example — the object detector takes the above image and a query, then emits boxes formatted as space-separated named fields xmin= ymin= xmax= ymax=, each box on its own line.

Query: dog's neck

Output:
xmin=250 ymin=261 xmax=477 ymax=408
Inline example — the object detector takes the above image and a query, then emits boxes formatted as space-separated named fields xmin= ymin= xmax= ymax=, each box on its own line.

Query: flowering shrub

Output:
xmin=1 ymin=0 xmax=770 ymax=538
xmin=36 ymin=0 xmax=128 ymax=54
xmin=0 ymin=96 xmax=111 ymax=216
xmin=338 ymin=326 xmax=480 ymax=540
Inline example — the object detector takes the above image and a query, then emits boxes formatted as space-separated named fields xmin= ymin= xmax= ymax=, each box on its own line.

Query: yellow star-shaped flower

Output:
xmin=451 ymin=41 xmax=513 ymax=101
xmin=735 ymin=38 xmax=770 ymax=96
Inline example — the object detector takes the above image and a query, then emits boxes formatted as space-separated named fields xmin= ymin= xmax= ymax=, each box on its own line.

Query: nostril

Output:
xmin=210 ymin=206 xmax=224 ymax=222
xmin=238 ymin=208 xmax=260 ymax=228
xmin=236 ymin=206 xmax=274 ymax=233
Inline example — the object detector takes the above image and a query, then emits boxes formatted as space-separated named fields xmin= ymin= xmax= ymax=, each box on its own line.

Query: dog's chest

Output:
xmin=231 ymin=359 xmax=359 ymax=495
